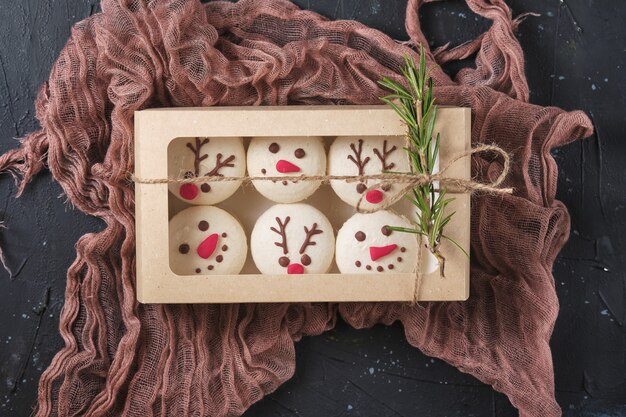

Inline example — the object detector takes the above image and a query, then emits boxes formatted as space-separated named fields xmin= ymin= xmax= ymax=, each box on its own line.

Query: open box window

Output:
xmin=135 ymin=106 xmax=470 ymax=303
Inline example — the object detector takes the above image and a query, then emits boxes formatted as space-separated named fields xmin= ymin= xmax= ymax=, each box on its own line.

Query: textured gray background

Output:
xmin=0 ymin=1 xmax=624 ymax=416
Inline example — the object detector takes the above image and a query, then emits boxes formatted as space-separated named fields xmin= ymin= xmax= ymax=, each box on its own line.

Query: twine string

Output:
xmin=413 ymin=238 xmax=423 ymax=304
xmin=130 ymin=144 xmax=512 ymax=194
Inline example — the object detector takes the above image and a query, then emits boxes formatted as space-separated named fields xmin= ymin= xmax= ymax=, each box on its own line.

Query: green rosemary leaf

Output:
xmin=430 ymin=132 xmax=441 ymax=172
xmin=440 ymin=211 xmax=456 ymax=229
xmin=442 ymin=235 xmax=470 ymax=258
xmin=403 ymin=194 xmax=420 ymax=207
xmin=380 ymin=99 xmax=416 ymax=129
xmin=378 ymin=79 xmax=412 ymax=99
xmin=388 ymin=226 xmax=427 ymax=236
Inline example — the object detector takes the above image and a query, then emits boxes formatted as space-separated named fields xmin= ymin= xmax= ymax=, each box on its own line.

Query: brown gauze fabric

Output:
xmin=0 ymin=0 xmax=593 ymax=416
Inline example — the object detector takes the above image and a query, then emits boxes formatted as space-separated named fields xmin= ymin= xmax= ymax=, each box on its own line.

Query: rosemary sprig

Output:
xmin=378 ymin=46 xmax=466 ymax=277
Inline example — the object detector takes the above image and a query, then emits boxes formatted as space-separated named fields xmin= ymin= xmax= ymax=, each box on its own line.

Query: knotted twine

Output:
xmin=132 ymin=142 xmax=513 ymax=303
xmin=0 ymin=0 xmax=593 ymax=416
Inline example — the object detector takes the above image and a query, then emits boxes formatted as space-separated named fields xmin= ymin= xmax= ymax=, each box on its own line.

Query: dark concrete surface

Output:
xmin=0 ymin=1 xmax=624 ymax=416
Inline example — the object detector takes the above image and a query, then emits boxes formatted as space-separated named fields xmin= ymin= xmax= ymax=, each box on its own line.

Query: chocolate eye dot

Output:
xmin=178 ymin=244 xmax=190 ymax=254
xmin=200 ymin=183 xmax=211 ymax=193
xmin=381 ymin=226 xmax=392 ymax=236
xmin=301 ymin=254 xmax=311 ymax=266
xmin=381 ymin=183 xmax=392 ymax=192
xmin=294 ymin=148 xmax=305 ymax=159
xmin=198 ymin=220 xmax=209 ymax=231
xmin=356 ymin=183 xmax=367 ymax=194
xmin=269 ymin=142 xmax=280 ymax=153
xmin=355 ymin=231 xmax=366 ymax=241
xmin=279 ymin=256 xmax=290 ymax=267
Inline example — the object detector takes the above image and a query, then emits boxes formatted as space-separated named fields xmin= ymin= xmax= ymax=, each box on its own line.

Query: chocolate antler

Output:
xmin=373 ymin=139 xmax=397 ymax=170
xmin=205 ymin=153 xmax=236 ymax=177
xmin=186 ymin=137 xmax=210 ymax=176
xmin=270 ymin=216 xmax=290 ymax=255
xmin=347 ymin=139 xmax=371 ymax=175
xmin=299 ymin=223 xmax=323 ymax=254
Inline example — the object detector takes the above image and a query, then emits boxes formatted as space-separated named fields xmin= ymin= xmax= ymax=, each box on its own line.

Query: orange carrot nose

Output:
xmin=365 ymin=189 xmax=384 ymax=204
xmin=276 ymin=160 xmax=300 ymax=173
xmin=197 ymin=233 xmax=219 ymax=259
xmin=287 ymin=263 xmax=304 ymax=274
xmin=369 ymin=244 xmax=398 ymax=261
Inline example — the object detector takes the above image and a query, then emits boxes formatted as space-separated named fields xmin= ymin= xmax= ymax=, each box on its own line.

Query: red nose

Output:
xmin=179 ymin=183 xmax=199 ymax=200
xmin=365 ymin=189 xmax=384 ymax=204
xmin=276 ymin=160 xmax=301 ymax=173
xmin=287 ymin=263 xmax=304 ymax=274
xmin=370 ymin=244 xmax=398 ymax=261
xmin=197 ymin=233 xmax=219 ymax=259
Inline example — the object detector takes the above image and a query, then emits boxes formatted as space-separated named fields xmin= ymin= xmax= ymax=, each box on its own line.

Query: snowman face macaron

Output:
xmin=169 ymin=206 xmax=247 ymax=275
xmin=247 ymin=136 xmax=326 ymax=203
xmin=328 ymin=136 xmax=410 ymax=209
xmin=168 ymin=137 xmax=245 ymax=205
xmin=335 ymin=210 xmax=417 ymax=273
xmin=251 ymin=204 xmax=335 ymax=274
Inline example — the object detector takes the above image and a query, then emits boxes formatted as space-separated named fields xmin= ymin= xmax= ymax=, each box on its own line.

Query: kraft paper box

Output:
xmin=134 ymin=105 xmax=470 ymax=303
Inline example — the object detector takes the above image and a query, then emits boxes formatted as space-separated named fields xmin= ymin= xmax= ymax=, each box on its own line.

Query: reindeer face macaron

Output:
xmin=335 ymin=210 xmax=418 ymax=273
xmin=251 ymin=204 xmax=334 ymax=274
xmin=169 ymin=206 xmax=247 ymax=275
xmin=168 ymin=137 xmax=245 ymax=205
xmin=247 ymin=136 xmax=326 ymax=203
xmin=328 ymin=136 xmax=410 ymax=209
